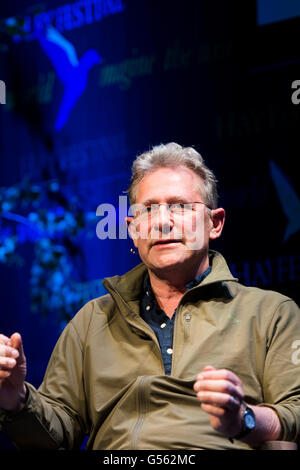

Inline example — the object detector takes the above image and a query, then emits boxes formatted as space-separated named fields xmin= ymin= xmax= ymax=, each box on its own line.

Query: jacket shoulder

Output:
xmin=69 ymin=293 xmax=117 ymax=343
xmin=235 ymin=281 xmax=293 ymax=301
xmin=232 ymin=281 xmax=299 ymax=314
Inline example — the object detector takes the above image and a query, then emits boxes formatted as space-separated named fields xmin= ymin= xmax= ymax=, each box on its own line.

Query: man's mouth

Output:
xmin=152 ymin=239 xmax=182 ymax=246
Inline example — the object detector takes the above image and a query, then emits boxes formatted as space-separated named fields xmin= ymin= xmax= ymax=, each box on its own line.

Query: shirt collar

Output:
xmin=185 ymin=266 xmax=212 ymax=289
xmin=143 ymin=265 xmax=212 ymax=299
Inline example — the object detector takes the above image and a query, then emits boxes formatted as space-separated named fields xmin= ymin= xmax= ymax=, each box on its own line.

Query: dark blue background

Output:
xmin=1 ymin=0 xmax=300 ymax=449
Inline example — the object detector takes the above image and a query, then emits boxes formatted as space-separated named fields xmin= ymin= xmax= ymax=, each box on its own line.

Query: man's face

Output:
xmin=127 ymin=166 xmax=220 ymax=275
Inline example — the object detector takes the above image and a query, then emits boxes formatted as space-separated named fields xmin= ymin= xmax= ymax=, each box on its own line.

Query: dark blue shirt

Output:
xmin=140 ymin=266 xmax=211 ymax=375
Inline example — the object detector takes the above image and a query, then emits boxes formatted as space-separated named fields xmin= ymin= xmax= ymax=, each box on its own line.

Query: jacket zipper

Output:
xmin=131 ymin=376 xmax=148 ymax=449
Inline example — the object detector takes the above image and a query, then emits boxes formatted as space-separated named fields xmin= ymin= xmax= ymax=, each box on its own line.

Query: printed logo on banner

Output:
xmin=0 ymin=0 xmax=125 ymax=129
xmin=37 ymin=26 xmax=102 ymax=130
xmin=2 ymin=0 xmax=125 ymax=42
xmin=270 ymin=160 xmax=300 ymax=243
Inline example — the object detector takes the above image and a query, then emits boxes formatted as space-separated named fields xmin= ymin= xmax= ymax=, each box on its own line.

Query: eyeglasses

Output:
xmin=134 ymin=201 xmax=212 ymax=219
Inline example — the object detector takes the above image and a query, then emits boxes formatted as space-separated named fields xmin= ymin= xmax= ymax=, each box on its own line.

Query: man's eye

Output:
xmin=171 ymin=203 xmax=185 ymax=211
xmin=140 ymin=206 xmax=152 ymax=216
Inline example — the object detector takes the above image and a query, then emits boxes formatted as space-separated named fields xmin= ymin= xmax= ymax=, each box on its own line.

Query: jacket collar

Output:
xmin=102 ymin=250 xmax=239 ymax=303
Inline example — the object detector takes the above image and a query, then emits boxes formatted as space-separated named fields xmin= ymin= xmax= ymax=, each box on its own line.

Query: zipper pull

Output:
xmin=184 ymin=312 xmax=191 ymax=341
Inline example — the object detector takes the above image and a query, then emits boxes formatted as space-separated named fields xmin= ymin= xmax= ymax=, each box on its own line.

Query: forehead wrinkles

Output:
xmin=135 ymin=167 xmax=205 ymax=203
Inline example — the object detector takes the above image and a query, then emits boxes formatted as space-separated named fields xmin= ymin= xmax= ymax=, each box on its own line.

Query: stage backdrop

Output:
xmin=0 ymin=0 xmax=299 ymax=449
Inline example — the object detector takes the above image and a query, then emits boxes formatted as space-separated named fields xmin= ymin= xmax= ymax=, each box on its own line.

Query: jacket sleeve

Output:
xmin=259 ymin=299 xmax=300 ymax=443
xmin=0 ymin=320 xmax=89 ymax=449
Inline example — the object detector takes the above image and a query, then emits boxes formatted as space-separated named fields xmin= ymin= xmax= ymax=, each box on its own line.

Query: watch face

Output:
xmin=245 ymin=411 xmax=256 ymax=430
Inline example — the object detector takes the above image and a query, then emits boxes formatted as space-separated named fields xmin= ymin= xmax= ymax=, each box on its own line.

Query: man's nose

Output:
xmin=153 ymin=205 xmax=174 ymax=232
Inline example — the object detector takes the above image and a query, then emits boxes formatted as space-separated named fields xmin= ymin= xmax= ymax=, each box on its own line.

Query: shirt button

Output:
xmin=146 ymin=305 xmax=151 ymax=311
xmin=167 ymin=348 xmax=173 ymax=355
xmin=160 ymin=323 xmax=166 ymax=329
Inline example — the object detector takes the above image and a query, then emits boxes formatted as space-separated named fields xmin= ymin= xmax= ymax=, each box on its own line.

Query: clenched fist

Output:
xmin=193 ymin=365 xmax=244 ymax=437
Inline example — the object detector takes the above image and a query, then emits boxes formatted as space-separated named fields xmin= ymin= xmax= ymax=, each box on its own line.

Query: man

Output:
xmin=0 ymin=142 xmax=300 ymax=449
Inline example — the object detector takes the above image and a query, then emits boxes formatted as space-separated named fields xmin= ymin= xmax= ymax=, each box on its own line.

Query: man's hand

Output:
xmin=194 ymin=365 xmax=282 ymax=445
xmin=193 ymin=365 xmax=244 ymax=438
xmin=0 ymin=333 xmax=27 ymax=411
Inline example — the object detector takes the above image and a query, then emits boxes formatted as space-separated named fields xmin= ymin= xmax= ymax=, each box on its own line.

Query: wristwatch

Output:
xmin=229 ymin=403 xmax=256 ymax=442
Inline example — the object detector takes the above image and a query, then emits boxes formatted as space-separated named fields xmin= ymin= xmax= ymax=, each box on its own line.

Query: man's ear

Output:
xmin=126 ymin=217 xmax=138 ymax=247
xmin=209 ymin=208 xmax=225 ymax=240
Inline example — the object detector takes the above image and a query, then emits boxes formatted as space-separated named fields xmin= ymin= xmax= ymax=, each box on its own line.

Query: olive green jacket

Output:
xmin=1 ymin=251 xmax=300 ymax=449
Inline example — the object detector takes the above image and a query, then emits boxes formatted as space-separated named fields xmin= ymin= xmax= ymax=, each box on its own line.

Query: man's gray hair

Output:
xmin=127 ymin=142 xmax=218 ymax=209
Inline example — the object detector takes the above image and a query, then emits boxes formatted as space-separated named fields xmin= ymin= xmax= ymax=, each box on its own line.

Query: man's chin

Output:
xmin=148 ymin=253 xmax=187 ymax=273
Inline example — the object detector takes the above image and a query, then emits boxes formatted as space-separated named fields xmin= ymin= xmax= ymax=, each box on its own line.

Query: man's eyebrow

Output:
xmin=141 ymin=196 xmax=190 ymax=206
